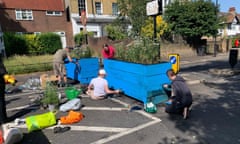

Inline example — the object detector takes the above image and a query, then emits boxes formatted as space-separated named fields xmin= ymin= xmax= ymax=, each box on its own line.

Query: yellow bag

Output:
xmin=26 ymin=112 xmax=56 ymax=132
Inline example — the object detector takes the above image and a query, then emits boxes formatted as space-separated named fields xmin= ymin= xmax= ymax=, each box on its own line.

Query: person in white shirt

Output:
xmin=87 ymin=69 xmax=120 ymax=100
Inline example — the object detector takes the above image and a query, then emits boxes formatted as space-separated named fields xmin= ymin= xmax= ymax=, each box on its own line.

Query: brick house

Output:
xmin=0 ymin=0 xmax=74 ymax=47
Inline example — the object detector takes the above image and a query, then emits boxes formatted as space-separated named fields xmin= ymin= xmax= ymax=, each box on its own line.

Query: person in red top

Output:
xmin=101 ymin=44 xmax=115 ymax=59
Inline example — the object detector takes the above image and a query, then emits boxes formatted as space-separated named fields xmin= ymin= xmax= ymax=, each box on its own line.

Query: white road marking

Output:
xmin=7 ymin=123 xmax=129 ymax=133
xmin=6 ymin=92 xmax=162 ymax=144
xmin=90 ymin=119 xmax=161 ymax=144
xmin=82 ymin=107 xmax=127 ymax=111
xmin=6 ymin=105 xmax=38 ymax=112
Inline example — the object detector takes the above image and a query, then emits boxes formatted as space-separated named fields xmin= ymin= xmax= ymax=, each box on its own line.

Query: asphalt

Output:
xmin=1 ymin=51 xmax=240 ymax=144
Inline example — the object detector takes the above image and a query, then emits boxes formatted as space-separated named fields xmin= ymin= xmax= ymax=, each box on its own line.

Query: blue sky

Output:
xmin=215 ymin=0 xmax=240 ymax=12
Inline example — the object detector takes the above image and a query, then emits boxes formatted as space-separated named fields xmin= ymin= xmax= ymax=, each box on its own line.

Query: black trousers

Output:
xmin=0 ymin=75 xmax=7 ymax=124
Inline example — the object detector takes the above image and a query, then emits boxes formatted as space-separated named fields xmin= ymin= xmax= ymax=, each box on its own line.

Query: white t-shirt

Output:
xmin=89 ymin=77 xmax=108 ymax=97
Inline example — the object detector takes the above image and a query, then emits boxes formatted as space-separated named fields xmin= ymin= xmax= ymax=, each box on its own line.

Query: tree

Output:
xmin=117 ymin=0 xmax=149 ymax=37
xmin=141 ymin=16 xmax=168 ymax=39
xmin=164 ymin=0 xmax=221 ymax=48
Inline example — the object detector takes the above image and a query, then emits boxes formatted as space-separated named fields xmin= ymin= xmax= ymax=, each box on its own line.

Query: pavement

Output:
xmin=2 ymin=52 xmax=240 ymax=144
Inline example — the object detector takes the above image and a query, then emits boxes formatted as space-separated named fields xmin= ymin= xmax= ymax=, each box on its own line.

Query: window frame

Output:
xmin=15 ymin=9 xmax=33 ymax=20
xmin=112 ymin=3 xmax=118 ymax=16
xmin=95 ymin=2 xmax=102 ymax=15
xmin=46 ymin=11 xmax=62 ymax=16
xmin=78 ymin=0 xmax=86 ymax=16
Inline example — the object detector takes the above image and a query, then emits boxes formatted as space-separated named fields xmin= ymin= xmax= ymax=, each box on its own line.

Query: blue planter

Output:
xmin=65 ymin=58 xmax=99 ymax=84
xmin=103 ymin=59 xmax=171 ymax=104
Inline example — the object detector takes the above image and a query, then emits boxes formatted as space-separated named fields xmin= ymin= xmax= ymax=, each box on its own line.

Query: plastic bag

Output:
xmin=21 ymin=77 xmax=41 ymax=90
xmin=59 ymin=98 xmax=81 ymax=112
xmin=144 ymin=102 xmax=157 ymax=113
xmin=26 ymin=112 xmax=56 ymax=132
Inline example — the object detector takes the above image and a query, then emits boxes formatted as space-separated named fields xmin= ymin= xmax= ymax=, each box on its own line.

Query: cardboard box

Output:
xmin=40 ymin=74 xmax=58 ymax=89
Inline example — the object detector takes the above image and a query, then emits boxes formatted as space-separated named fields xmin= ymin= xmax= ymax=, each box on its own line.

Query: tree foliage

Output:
xmin=117 ymin=0 xmax=149 ymax=37
xmin=164 ymin=0 xmax=220 ymax=47
xmin=141 ymin=16 xmax=168 ymax=39
xmin=104 ymin=24 xmax=127 ymax=40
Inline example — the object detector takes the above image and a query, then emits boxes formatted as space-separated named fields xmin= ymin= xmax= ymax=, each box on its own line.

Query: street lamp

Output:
xmin=213 ymin=0 xmax=218 ymax=57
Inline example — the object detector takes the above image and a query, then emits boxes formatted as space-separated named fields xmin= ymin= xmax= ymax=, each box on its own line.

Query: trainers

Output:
xmin=183 ymin=107 xmax=189 ymax=120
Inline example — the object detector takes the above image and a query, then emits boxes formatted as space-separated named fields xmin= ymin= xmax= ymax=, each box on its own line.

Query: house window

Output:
xmin=15 ymin=9 xmax=33 ymax=20
xmin=95 ymin=2 xmax=102 ymax=15
xmin=112 ymin=3 xmax=118 ymax=16
xmin=78 ymin=0 xmax=86 ymax=16
xmin=232 ymin=25 xmax=236 ymax=30
xmin=46 ymin=11 xmax=62 ymax=16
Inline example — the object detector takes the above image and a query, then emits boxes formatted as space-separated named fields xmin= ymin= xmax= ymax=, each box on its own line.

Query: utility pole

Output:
xmin=213 ymin=0 xmax=218 ymax=57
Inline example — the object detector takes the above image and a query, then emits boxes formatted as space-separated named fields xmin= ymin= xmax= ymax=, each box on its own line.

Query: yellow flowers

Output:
xmin=141 ymin=16 xmax=168 ymax=39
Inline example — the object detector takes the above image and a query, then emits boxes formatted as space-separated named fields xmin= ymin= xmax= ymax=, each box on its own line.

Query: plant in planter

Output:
xmin=41 ymin=82 xmax=59 ymax=111
xmin=104 ymin=38 xmax=172 ymax=104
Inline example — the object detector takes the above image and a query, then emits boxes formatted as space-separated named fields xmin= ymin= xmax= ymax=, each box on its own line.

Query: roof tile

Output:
xmin=0 ymin=0 xmax=65 ymax=11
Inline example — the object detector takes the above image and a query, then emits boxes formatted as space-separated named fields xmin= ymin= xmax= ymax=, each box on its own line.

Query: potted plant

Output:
xmin=103 ymin=38 xmax=172 ymax=104
xmin=65 ymin=46 xmax=99 ymax=84
xmin=41 ymin=82 xmax=59 ymax=111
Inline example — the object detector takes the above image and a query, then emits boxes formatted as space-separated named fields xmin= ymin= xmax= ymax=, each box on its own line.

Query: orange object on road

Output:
xmin=60 ymin=110 xmax=84 ymax=124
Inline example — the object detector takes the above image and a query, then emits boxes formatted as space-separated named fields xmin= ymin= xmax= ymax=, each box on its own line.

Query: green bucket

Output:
xmin=64 ymin=87 xmax=81 ymax=100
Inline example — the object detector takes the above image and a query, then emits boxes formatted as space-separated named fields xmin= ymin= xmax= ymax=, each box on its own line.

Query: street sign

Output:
xmin=168 ymin=53 xmax=180 ymax=73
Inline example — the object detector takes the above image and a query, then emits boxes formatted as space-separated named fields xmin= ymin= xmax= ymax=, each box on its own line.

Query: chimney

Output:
xmin=229 ymin=7 xmax=236 ymax=16
xmin=229 ymin=7 xmax=236 ymax=12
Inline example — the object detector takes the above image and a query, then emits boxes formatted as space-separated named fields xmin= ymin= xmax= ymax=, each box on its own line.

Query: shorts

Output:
xmin=53 ymin=62 xmax=66 ymax=78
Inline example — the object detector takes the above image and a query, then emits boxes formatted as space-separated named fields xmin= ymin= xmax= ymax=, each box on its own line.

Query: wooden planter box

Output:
xmin=65 ymin=58 xmax=99 ymax=84
xmin=103 ymin=59 xmax=171 ymax=104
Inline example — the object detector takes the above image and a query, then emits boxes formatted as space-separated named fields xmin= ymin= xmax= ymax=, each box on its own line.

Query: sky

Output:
xmin=215 ymin=0 xmax=240 ymax=12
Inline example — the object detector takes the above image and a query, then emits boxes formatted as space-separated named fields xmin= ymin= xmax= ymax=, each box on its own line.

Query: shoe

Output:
xmin=183 ymin=107 xmax=189 ymax=120
xmin=53 ymin=126 xmax=71 ymax=133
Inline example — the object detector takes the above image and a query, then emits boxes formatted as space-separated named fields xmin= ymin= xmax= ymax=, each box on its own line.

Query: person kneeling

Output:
xmin=87 ymin=69 xmax=120 ymax=100
xmin=164 ymin=69 xmax=193 ymax=119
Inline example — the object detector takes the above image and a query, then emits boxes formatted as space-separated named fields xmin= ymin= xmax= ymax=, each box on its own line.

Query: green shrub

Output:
xmin=3 ymin=32 xmax=28 ymax=57
xmin=36 ymin=33 xmax=62 ymax=54
xmin=70 ymin=46 xmax=92 ymax=59
xmin=115 ymin=38 xmax=160 ymax=64
xmin=104 ymin=24 xmax=127 ymax=40
xmin=74 ymin=31 xmax=94 ymax=46
xmin=24 ymin=34 xmax=38 ymax=55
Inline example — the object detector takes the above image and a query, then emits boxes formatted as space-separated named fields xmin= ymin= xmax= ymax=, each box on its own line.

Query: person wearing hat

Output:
xmin=101 ymin=44 xmax=115 ymax=59
xmin=53 ymin=46 xmax=74 ymax=87
xmin=87 ymin=69 xmax=120 ymax=100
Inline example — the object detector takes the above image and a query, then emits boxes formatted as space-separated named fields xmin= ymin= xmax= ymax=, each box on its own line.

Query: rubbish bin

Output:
xmin=197 ymin=45 xmax=206 ymax=56
xmin=229 ymin=49 xmax=238 ymax=68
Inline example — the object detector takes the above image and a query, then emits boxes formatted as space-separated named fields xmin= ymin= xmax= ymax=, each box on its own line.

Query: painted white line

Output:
xmin=68 ymin=126 xmax=129 ymax=132
xmin=6 ymin=105 xmax=38 ymax=112
xmin=90 ymin=119 xmax=161 ymax=144
xmin=7 ymin=123 xmax=129 ymax=133
xmin=110 ymin=98 xmax=130 ymax=108
xmin=136 ymin=110 xmax=162 ymax=121
xmin=82 ymin=107 xmax=127 ymax=111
